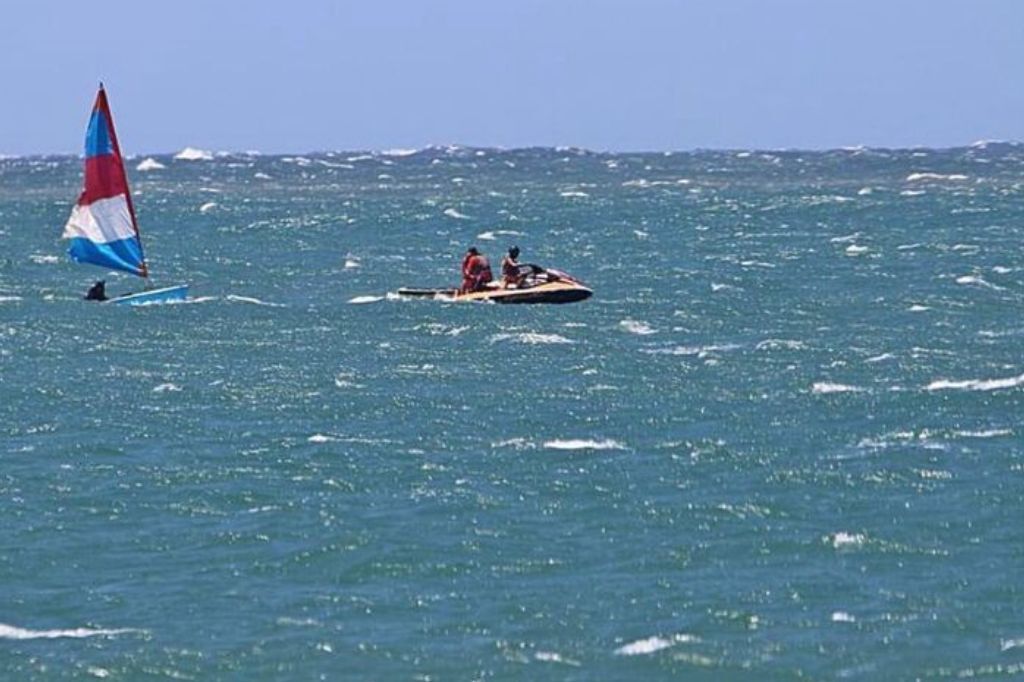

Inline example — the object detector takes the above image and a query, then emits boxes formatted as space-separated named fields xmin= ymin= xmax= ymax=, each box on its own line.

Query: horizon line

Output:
xmin=2 ymin=139 xmax=1021 ymax=160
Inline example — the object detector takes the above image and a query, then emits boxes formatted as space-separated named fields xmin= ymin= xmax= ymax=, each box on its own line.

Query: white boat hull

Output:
xmin=109 ymin=284 xmax=189 ymax=306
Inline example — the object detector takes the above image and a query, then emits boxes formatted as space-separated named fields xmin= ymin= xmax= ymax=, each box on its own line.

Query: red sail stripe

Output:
xmin=77 ymin=154 xmax=129 ymax=206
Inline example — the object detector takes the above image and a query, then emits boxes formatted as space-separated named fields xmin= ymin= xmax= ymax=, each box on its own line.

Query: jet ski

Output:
xmin=398 ymin=264 xmax=592 ymax=304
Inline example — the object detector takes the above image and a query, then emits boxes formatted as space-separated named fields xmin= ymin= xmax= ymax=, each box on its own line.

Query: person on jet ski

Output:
xmin=460 ymin=246 xmax=493 ymax=293
xmin=501 ymin=245 xmax=523 ymax=288
xmin=84 ymin=280 xmax=108 ymax=301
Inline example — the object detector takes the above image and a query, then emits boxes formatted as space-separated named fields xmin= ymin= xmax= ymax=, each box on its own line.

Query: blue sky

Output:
xmin=2 ymin=0 xmax=1022 ymax=154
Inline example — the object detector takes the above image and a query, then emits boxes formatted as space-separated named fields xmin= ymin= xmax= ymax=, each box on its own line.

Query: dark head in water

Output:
xmin=467 ymin=246 xmax=480 ymax=256
xmin=84 ymin=280 xmax=108 ymax=302
xmin=508 ymin=245 xmax=520 ymax=259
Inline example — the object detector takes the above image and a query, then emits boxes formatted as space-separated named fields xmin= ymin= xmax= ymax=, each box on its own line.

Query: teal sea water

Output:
xmin=1 ymin=144 xmax=1023 ymax=679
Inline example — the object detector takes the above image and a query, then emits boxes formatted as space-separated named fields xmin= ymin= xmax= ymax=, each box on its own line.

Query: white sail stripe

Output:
xmin=62 ymin=195 xmax=137 ymax=244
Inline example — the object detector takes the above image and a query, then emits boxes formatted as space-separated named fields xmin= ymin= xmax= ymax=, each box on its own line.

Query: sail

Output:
xmin=62 ymin=86 xmax=148 ymax=278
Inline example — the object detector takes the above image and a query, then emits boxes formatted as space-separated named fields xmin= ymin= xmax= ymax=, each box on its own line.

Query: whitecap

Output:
xmin=633 ymin=230 xmax=649 ymax=239
xmin=253 ymin=172 xmax=271 ymax=179
xmin=29 ymin=254 xmax=59 ymax=264
xmin=489 ymin=332 xmax=573 ymax=345
xmin=619 ymin=319 xmax=656 ymax=335
xmin=225 ymin=294 xmax=284 ymax=307
xmin=857 ymin=187 xmax=873 ymax=196
xmin=152 ymin=383 xmax=182 ymax=393
xmin=828 ymin=531 xmax=866 ymax=549
xmin=0 ymin=295 xmax=23 ymax=303
xmin=613 ymin=633 xmax=698 ymax=656
xmin=925 ymin=373 xmax=1024 ymax=392
xmin=379 ymin=148 xmax=419 ymax=157
xmin=812 ymin=382 xmax=865 ymax=395
xmin=534 ymin=651 xmax=580 ymax=666
xmin=845 ymin=244 xmax=869 ymax=255
xmin=643 ymin=343 xmax=740 ymax=358
xmin=0 ymin=623 xmax=141 ymax=640
xmin=952 ymin=428 xmax=1012 ymax=438
xmin=348 ymin=295 xmax=384 ymax=304
xmin=443 ymin=207 xmax=470 ymax=220
xmin=199 ymin=201 xmax=218 ymax=213
xmin=900 ymin=190 xmax=926 ymax=197
xmin=543 ymin=439 xmax=625 ymax=451
xmin=307 ymin=434 xmax=338 ymax=443
xmin=559 ymin=190 xmax=589 ymax=198
xmin=344 ymin=259 xmax=361 ymax=269
xmin=906 ymin=172 xmax=968 ymax=182
xmin=865 ymin=352 xmax=894 ymax=363
xmin=1001 ymin=637 xmax=1024 ymax=652
xmin=476 ymin=229 xmax=520 ymax=241
xmin=831 ymin=611 xmax=856 ymax=623
xmin=136 ymin=157 xmax=165 ymax=171
xmin=908 ymin=304 xmax=930 ymax=312
xmin=955 ymin=275 xmax=1004 ymax=290
xmin=756 ymin=338 xmax=806 ymax=351
xmin=491 ymin=437 xmax=535 ymax=450
xmin=174 ymin=146 xmax=214 ymax=161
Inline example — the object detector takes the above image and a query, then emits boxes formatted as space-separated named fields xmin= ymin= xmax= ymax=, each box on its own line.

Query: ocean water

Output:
xmin=1 ymin=143 xmax=1023 ymax=680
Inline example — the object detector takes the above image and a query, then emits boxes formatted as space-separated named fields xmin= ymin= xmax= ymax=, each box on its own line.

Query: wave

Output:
xmin=379 ymin=148 xmax=419 ymax=157
xmin=845 ymin=244 xmax=869 ymax=255
xmin=174 ymin=146 xmax=213 ymax=161
xmin=828 ymin=531 xmax=866 ymax=549
xmin=199 ymin=201 xmax=218 ymax=213
xmin=136 ymin=157 xmax=165 ymax=171
xmin=543 ymin=439 xmax=625 ymax=451
xmin=308 ymin=433 xmax=337 ymax=443
xmin=906 ymin=172 xmax=968 ymax=182
xmin=953 ymin=428 xmax=1012 ymax=438
xmin=0 ymin=623 xmax=141 ymax=640
xmin=925 ymin=372 xmax=1024 ymax=392
xmin=348 ymin=295 xmax=384 ymax=304
xmin=643 ymin=343 xmax=740 ymax=358
xmin=955 ymin=275 xmax=1004 ymax=290
xmin=225 ymin=294 xmax=284 ymax=307
xmin=477 ymin=229 xmax=522 ymax=241
xmin=29 ymin=254 xmax=59 ymax=264
xmin=152 ymin=383 xmax=182 ymax=393
xmin=613 ymin=633 xmax=698 ymax=656
xmin=490 ymin=332 xmax=573 ymax=345
xmin=619 ymin=319 xmax=656 ymax=335
xmin=812 ymin=382 xmax=865 ymax=394
xmin=559 ymin=190 xmax=589 ymax=198
xmin=443 ymin=208 xmax=470 ymax=220
xmin=534 ymin=651 xmax=580 ymax=666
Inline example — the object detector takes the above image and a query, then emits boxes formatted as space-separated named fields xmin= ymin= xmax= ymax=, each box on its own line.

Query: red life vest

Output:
xmin=469 ymin=255 xmax=493 ymax=282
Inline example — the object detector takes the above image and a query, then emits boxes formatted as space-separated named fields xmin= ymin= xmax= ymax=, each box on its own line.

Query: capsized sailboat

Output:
xmin=63 ymin=85 xmax=187 ymax=305
xmin=399 ymin=264 xmax=592 ymax=304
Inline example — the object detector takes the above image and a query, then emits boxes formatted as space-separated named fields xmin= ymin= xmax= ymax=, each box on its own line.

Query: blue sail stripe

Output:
xmin=85 ymin=109 xmax=115 ymax=158
xmin=68 ymin=235 xmax=145 ymax=276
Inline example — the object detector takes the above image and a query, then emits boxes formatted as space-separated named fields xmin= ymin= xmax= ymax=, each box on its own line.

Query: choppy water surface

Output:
xmin=1 ymin=144 xmax=1023 ymax=679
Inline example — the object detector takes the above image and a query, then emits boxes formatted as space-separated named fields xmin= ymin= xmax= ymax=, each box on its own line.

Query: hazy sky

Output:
xmin=2 ymin=0 xmax=1022 ymax=154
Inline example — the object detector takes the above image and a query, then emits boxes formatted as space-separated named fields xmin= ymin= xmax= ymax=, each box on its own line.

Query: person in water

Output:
xmin=460 ymin=246 xmax=493 ymax=293
xmin=501 ymin=245 xmax=523 ymax=288
xmin=84 ymin=280 xmax=108 ymax=301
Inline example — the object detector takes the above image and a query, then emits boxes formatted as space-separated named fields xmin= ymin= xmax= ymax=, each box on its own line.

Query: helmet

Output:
xmin=509 ymin=245 xmax=520 ymax=258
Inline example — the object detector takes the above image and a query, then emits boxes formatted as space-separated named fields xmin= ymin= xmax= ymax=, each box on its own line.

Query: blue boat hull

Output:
xmin=110 ymin=284 xmax=189 ymax=306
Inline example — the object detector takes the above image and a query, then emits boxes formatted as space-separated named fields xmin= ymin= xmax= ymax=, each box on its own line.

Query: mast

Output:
xmin=96 ymin=84 xmax=149 ymax=278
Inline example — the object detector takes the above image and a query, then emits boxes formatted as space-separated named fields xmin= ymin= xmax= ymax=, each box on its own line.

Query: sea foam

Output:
xmin=0 ymin=623 xmax=141 ymax=640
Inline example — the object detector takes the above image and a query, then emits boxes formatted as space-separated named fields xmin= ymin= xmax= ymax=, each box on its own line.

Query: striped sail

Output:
xmin=63 ymin=86 xmax=148 ymax=278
